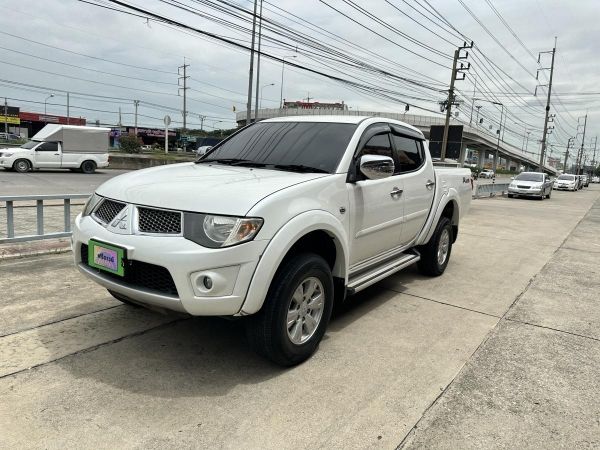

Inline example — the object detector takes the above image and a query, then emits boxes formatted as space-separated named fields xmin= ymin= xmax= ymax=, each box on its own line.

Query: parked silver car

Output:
xmin=508 ymin=172 xmax=553 ymax=199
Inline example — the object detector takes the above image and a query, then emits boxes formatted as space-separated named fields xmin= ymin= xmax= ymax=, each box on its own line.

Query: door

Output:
xmin=390 ymin=131 xmax=435 ymax=246
xmin=348 ymin=128 xmax=405 ymax=266
xmin=34 ymin=142 xmax=61 ymax=168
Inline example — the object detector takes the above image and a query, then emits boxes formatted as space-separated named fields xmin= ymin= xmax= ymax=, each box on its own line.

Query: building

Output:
xmin=1 ymin=105 xmax=86 ymax=138
xmin=283 ymin=100 xmax=348 ymax=110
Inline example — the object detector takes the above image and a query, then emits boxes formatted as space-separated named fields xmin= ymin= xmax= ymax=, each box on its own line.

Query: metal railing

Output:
xmin=473 ymin=182 xmax=510 ymax=198
xmin=1 ymin=194 xmax=90 ymax=244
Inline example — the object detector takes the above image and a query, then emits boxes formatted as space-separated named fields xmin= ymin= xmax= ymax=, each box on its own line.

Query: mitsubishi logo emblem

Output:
xmin=112 ymin=213 xmax=128 ymax=230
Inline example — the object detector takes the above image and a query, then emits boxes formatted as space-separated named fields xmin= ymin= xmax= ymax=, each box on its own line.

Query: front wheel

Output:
xmin=546 ymin=189 xmax=551 ymax=199
xmin=417 ymin=217 xmax=453 ymax=277
xmin=13 ymin=159 xmax=31 ymax=173
xmin=246 ymin=253 xmax=334 ymax=366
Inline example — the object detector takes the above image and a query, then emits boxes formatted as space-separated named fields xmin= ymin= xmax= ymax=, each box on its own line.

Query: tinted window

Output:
xmin=391 ymin=134 xmax=423 ymax=172
xmin=205 ymin=122 xmax=357 ymax=173
xmin=515 ymin=173 xmax=543 ymax=182
xmin=37 ymin=142 xmax=58 ymax=152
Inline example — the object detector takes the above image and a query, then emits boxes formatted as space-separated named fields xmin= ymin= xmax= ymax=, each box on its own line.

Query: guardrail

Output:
xmin=473 ymin=182 xmax=510 ymax=199
xmin=0 ymin=194 xmax=90 ymax=244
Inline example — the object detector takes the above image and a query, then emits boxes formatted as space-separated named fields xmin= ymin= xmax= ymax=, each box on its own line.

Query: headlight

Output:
xmin=82 ymin=193 xmax=102 ymax=217
xmin=183 ymin=213 xmax=263 ymax=248
xmin=0 ymin=152 xmax=14 ymax=157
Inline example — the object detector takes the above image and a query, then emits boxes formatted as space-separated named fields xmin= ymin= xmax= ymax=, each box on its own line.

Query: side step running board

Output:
xmin=347 ymin=252 xmax=420 ymax=295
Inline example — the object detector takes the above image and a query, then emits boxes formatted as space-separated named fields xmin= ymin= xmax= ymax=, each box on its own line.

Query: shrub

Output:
xmin=119 ymin=134 xmax=142 ymax=153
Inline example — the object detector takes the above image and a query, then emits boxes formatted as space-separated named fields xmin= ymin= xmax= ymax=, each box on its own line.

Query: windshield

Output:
xmin=515 ymin=173 xmax=543 ymax=182
xmin=200 ymin=122 xmax=358 ymax=173
xmin=557 ymin=174 xmax=575 ymax=181
xmin=20 ymin=140 xmax=40 ymax=149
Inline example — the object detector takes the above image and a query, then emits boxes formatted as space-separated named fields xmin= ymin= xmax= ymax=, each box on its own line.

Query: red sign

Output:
xmin=19 ymin=111 xmax=86 ymax=126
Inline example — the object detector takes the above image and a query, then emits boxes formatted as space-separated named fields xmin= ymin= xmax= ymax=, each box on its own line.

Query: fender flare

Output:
xmin=417 ymin=189 xmax=460 ymax=245
xmin=240 ymin=210 xmax=349 ymax=315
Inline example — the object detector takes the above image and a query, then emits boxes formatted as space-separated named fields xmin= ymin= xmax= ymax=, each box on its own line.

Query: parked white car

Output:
xmin=73 ymin=116 xmax=471 ymax=365
xmin=508 ymin=172 xmax=553 ymax=199
xmin=0 ymin=125 xmax=109 ymax=173
xmin=196 ymin=145 xmax=212 ymax=156
xmin=478 ymin=169 xmax=495 ymax=179
xmin=553 ymin=174 xmax=578 ymax=191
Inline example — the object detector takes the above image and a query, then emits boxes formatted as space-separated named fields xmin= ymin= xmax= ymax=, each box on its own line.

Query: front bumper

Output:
xmin=554 ymin=184 xmax=575 ymax=190
xmin=72 ymin=214 xmax=268 ymax=316
xmin=508 ymin=187 xmax=543 ymax=196
xmin=0 ymin=157 xmax=16 ymax=168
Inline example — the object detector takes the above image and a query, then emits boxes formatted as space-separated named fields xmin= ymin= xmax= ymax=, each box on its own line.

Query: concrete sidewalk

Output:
xmin=400 ymin=194 xmax=600 ymax=449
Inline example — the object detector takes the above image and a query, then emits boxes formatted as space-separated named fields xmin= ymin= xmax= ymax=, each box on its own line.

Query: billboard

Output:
xmin=0 ymin=106 xmax=20 ymax=125
xmin=428 ymin=125 xmax=463 ymax=160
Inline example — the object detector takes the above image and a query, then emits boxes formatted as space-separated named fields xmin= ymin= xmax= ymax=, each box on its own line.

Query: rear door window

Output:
xmin=391 ymin=134 xmax=424 ymax=173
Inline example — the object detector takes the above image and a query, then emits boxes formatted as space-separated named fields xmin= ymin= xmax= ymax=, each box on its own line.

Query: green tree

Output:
xmin=119 ymin=134 xmax=142 ymax=153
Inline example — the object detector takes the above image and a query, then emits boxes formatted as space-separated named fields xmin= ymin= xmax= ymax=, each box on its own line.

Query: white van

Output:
xmin=0 ymin=125 xmax=110 ymax=173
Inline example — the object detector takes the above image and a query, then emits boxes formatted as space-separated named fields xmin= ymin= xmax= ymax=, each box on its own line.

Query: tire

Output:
xmin=246 ymin=253 xmax=334 ymax=366
xmin=507 ymin=193 xmax=514 ymax=198
xmin=546 ymin=189 xmax=551 ymax=199
xmin=539 ymin=193 xmax=544 ymax=200
xmin=80 ymin=160 xmax=97 ymax=174
xmin=13 ymin=159 xmax=31 ymax=173
xmin=107 ymin=290 xmax=141 ymax=307
xmin=417 ymin=217 xmax=453 ymax=277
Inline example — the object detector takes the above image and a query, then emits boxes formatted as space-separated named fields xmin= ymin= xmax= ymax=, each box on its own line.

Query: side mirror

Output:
xmin=359 ymin=155 xmax=395 ymax=180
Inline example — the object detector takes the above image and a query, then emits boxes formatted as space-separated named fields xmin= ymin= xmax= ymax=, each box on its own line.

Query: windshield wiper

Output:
xmin=273 ymin=164 xmax=330 ymax=174
xmin=197 ymin=158 xmax=249 ymax=165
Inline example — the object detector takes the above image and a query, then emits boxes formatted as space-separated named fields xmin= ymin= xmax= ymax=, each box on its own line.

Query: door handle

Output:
xmin=54 ymin=153 xmax=60 ymax=155
xmin=390 ymin=187 xmax=403 ymax=198
xmin=425 ymin=180 xmax=435 ymax=189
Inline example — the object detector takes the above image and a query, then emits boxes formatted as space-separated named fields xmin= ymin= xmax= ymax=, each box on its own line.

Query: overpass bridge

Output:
xmin=237 ymin=108 xmax=557 ymax=175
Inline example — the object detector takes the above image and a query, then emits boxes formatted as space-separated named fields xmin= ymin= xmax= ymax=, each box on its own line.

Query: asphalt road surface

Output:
xmin=0 ymin=169 xmax=130 ymax=195
xmin=1 ymin=186 xmax=599 ymax=449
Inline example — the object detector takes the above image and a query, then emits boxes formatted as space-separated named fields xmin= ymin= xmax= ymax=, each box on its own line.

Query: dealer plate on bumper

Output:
xmin=88 ymin=239 xmax=125 ymax=277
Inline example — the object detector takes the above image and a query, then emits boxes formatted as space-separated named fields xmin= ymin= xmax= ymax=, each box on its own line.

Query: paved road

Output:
xmin=0 ymin=169 xmax=129 ymax=195
xmin=1 ymin=186 xmax=599 ymax=448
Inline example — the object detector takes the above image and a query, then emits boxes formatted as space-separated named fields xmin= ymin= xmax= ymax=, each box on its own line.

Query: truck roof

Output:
xmin=263 ymin=115 xmax=423 ymax=136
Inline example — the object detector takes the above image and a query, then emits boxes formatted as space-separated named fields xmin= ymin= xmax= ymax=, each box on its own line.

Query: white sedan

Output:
xmin=553 ymin=174 xmax=578 ymax=191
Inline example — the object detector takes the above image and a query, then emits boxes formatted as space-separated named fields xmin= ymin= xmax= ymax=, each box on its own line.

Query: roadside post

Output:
xmin=164 ymin=115 xmax=171 ymax=155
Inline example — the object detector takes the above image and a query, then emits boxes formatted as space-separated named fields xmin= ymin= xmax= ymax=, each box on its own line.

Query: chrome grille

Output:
xmin=517 ymin=185 xmax=530 ymax=189
xmin=137 ymin=207 xmax=182 ymax=234
xmin=94 ymin=199 xmax=126 ymax=224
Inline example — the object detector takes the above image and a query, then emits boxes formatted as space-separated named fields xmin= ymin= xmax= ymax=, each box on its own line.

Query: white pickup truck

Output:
xmin=73 ymin=116 xmax=471 ymax=365
xmin=0 ymin=124 xmax=109 ymax=173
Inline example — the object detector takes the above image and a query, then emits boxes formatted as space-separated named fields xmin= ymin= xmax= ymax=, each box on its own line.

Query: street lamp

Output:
xmin=260 ymin=83 xmax=275 ymax=110
xmin=280 ymin=55 xmax=297 ymax=108
xmin=212 ymin=120 xmax=224 ymax=137
xmin=473 ymin=98 xmax=504 ymax=172
xmin=44 ymin=94 xmax=54 ymax=115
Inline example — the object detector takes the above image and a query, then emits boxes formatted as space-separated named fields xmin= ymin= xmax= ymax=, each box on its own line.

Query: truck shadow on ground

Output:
xmin=51 ymin=278 xmax=416 ymax=398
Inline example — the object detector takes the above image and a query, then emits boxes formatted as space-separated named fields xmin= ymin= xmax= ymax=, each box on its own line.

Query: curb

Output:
xmin=0 ymin=241 xmax=72 ymax=261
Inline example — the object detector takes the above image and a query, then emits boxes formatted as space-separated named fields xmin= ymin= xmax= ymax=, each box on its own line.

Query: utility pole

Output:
xmin=469 ymin=74 xmax=477 ymax=126
xmin=3 ymin=98 xmax=7 ymax=134
xmin=536 ymin=37 xmax=557 ymax=172
xmin=563 ymin=137 xmax=574 ymax=173
xmin=178 ymin=60 xmax=190 ymax=130
xmin=441 ymin=42 xmax=472 ymax=161
xmin=199 ymin=115 xmax=205 ymax=133
xmin=591 ymin=136 xmax=597 ymax=173
xmin=246 ymin=0 xmax=259 ymax=126
xmin=67 ymin=92 xmax=70 ymax=124
xmin=133 ymin=100 xmax=140 ymax=137
xmin=576 ymin=114 xmax=587 ymax=174
xmin=253 ymin=0 xmax=264 ymax=123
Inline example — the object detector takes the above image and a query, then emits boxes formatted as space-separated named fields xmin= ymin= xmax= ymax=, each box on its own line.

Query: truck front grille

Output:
xmin=137 ymin=207 xmax=182 ymax=234
xmin=81 ymin=244 xmax=178 ymax=297
xmin=94 ymin=199 xmax=126 ymax=224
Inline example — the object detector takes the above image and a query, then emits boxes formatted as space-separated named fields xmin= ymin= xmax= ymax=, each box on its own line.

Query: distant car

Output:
xmin=553 ymin=174 xmax=578 ymax=191
xmin=140 ymin=144 xmax=152 ymax=151
xmin=582 ymin=174 xmax=590 ymax=187
xmin=0 ymin=132 xmax=20 ymax=141
xmin=196 ymin=145 xmax=212 ymax=156
xmin=508 ymin=172 xmax=553 ymax=199
xmin=479 ymin=169 xmax=495 ymax=179
xmin=592 ymin=176 xmax=600 ymax=183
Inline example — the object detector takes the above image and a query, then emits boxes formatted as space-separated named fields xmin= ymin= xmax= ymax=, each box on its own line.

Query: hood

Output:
xmin=96 ymin=162 xmax=329 ymax=216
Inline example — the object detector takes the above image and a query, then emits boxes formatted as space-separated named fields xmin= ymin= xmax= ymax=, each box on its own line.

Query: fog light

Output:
xmin=203 ymin=276 xmax=213 ymax=290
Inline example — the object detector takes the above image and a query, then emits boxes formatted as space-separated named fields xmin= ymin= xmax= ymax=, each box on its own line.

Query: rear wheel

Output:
xmin=13 ymin=159 xmax=31 ymax=173
xmin=246 ymin=253 xmax=334 ymax=366
xmin=507 ymin=193 xmax=514 ymax=198
xmin=417 ymin=217 xmax=453 ymax=277
xmin=80 ymin=160 xmax=97 ymax=174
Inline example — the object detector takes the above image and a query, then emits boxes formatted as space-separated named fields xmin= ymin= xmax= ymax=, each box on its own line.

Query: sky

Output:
xmin=0 ymin=0 xmax=598 ymax=165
